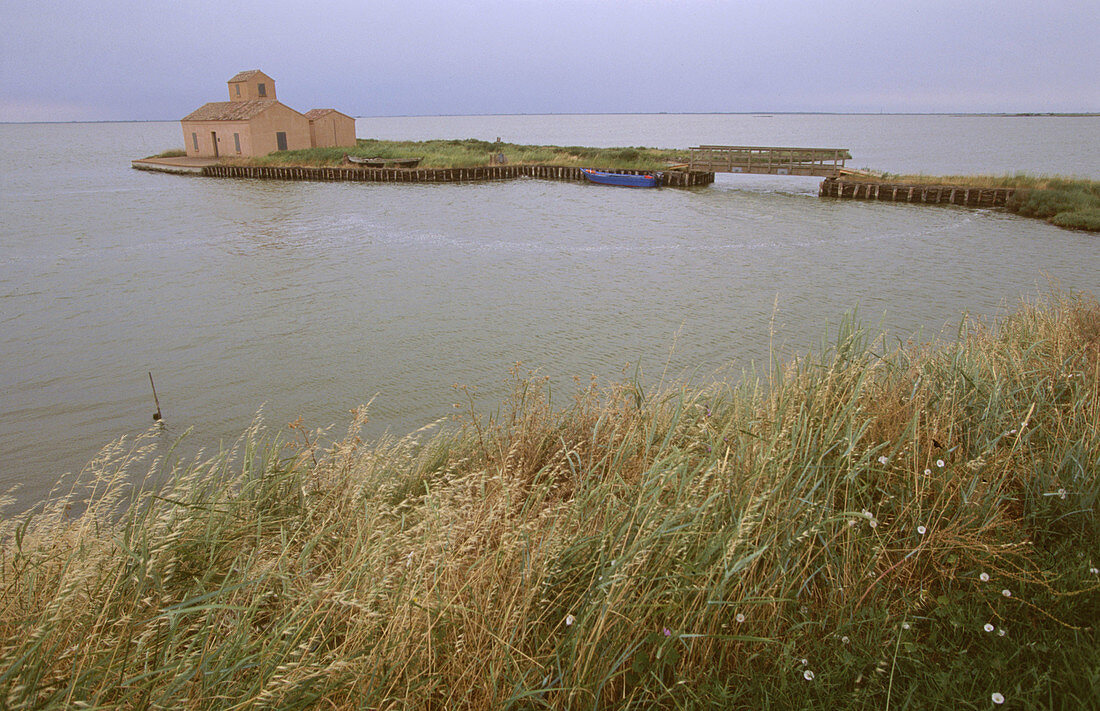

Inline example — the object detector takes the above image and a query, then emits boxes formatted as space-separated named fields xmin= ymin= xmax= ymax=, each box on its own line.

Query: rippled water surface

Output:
xmin=2 ymin=115 xmax=1098 ymax=508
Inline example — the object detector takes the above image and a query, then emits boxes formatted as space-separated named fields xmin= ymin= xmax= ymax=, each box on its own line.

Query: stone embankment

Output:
xmin=201 ymin=163 xmax=715 ymax=187
xmin=820 ymin=177 xmax=1015 ymax=207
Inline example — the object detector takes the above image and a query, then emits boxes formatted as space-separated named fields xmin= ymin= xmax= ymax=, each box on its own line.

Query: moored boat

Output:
xmin=345 ymin=155 xmax=422 ymax=168
xmin=581 ymin=168 xmax=660 ymax=188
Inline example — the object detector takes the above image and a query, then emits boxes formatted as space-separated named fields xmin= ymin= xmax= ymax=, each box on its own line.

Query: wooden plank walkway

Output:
xmin=688 ymin=145 xmax=851 ymax=177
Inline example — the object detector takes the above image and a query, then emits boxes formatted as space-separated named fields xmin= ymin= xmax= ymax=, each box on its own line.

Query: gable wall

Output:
xmin=228 ymin=73 xmax=276 ymax=102
xmin=248 ymin=103 xmax=311 ymax=155
xmin=308 ymin=114 xmax=357 ymax=148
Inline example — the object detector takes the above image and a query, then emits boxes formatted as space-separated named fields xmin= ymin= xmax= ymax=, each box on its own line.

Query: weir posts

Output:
xmin=200 ymin=163 xmax=715 ymax=187
xmin=819 ymin=177 xmax=1015 ymax=207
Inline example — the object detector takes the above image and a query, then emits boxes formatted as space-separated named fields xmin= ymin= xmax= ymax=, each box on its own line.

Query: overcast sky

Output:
xmin=1 ymin=0 xmax=1097 ymax=121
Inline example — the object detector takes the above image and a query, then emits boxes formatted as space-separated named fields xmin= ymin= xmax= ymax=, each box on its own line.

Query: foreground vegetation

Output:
xmin=242 ymin=138 xmax=690 ymax=171
xmin=851 ymin=172 xmax=1100 ymax=232
xmin=3 ymin=293 xmax=1098 ymax=709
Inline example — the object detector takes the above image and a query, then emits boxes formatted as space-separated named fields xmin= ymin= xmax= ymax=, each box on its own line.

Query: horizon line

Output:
xmin=3 ymin=111 xmax=1099 ymax=125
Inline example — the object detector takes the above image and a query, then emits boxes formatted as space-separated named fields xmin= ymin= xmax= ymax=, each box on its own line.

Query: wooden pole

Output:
xmin=149 ymin=372 xmax=162 ymax=422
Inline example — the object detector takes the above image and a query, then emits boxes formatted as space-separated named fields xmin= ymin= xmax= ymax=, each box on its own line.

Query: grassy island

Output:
xmin=233 ymin=138 xmax=691 ymax=172
xmin=3 ymin=292 xmax=1098 ymax=709
xmin=847 ymin=173 xmax=1100 ymax=232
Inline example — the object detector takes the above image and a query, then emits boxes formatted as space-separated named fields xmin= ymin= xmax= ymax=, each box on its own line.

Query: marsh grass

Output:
xmin=246 ymin=138 xmax=689 ymax=170
xmin=2 ymin=293 xmax=1098 ymax=709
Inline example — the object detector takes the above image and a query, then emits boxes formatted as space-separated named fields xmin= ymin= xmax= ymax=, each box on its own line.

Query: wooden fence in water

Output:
xmin=202 ymin=164 xmax=715 ymax=187
xmin=819 ymin=177 xmax=1015 ymax=207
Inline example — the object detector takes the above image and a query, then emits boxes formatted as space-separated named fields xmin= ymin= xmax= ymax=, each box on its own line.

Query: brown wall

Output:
xmin=181 ymin=103 xmax=310 ymax=157
xmin=228 ymin=73 xmax=276 ymax=102
xmin=250 ymin=104 xmax=311 ymax=155
xmin=309 ymin=113 xmax=357 ymax=148
xmin=182 ymin=120 xmax=252 ymax=158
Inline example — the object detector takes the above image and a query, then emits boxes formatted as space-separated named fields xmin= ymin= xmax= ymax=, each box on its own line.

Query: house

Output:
xmin=304 ymin=109 xmax=357 ymax=149
xmin=181 ymin=70 xmax=356 ymax=158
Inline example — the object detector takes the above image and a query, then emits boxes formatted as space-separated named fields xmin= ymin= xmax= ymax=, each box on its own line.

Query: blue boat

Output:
xmin=581 ymin=168 xmax=660 ymax=188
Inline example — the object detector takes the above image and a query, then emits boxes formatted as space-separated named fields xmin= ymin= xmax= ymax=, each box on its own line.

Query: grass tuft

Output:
xmin=2 ymin=293 xmax=1098 ymax=708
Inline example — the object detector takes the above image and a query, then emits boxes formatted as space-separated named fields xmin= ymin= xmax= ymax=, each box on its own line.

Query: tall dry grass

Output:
xmin=2 ymin=293 xmax=1098 ymax=709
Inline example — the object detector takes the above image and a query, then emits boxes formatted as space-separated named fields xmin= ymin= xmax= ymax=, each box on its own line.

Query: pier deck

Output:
xmin=688 ymin=145 xmax=851 ymax=177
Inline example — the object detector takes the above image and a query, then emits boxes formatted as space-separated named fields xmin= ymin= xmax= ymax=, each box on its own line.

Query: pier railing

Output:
xmin=688 ymin=145 xmax=851 ymax=176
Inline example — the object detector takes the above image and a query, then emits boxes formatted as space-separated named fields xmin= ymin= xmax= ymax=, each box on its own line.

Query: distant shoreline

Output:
xmin=4 ymin=111 xmax=1099 ymax=125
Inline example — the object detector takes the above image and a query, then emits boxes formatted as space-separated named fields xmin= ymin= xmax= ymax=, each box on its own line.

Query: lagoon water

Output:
xmin=2 ymin=114 xmax=1099 ymax=509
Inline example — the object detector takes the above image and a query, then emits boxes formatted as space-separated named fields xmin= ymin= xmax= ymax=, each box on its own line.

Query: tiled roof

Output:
xmin=182 ymin=99 xmax=278 ymax=121
xmin=228 ymin=69 xmax=265 ymax=83
xmin=304 ymin=108 xmax=355 ymax=120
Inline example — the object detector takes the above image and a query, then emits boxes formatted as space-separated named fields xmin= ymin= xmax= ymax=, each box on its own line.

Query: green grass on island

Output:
xmin=3 ymin=292 xmax=1098 ymax=709
xmin=243 ymin=137 xmax=690 ymax=171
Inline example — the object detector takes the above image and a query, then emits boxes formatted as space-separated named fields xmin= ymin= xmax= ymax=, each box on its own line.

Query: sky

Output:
xmin=1 ymin=0 xmax=1098 ymax=121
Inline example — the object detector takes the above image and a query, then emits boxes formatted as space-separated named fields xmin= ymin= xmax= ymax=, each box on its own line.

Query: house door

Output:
xmin=276 ymin=132 xmax=288 ymax=151
xmin=210 ymin=131 xmax=219 ymax=158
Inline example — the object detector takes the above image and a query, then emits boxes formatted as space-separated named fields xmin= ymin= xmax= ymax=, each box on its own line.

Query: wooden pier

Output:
xmin=688 ymin=145 xmax=851 ymax=177
xmin=200 ymin=163 xmax=715 ymax=187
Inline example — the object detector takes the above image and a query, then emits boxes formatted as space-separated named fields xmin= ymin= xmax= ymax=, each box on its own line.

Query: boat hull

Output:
xmin=581 ymin=169 xmax=660 ymax=188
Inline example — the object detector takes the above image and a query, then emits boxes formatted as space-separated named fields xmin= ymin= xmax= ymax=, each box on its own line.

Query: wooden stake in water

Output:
xmin=148 ymin=372 xmax=162 ymax=422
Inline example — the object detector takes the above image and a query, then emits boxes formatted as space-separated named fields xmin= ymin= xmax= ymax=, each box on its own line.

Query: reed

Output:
xmin=2 ymin=292 xmax=1098 ymax=709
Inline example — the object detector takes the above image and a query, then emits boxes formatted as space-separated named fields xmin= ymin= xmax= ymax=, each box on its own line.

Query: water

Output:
xmin=2 ymin=115 xmax=1098 ymax=509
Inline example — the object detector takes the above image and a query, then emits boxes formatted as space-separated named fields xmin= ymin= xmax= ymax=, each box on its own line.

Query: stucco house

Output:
xmin=304 ymin=109 xmax=357 ymax=149
xmin=181 ymin=70 xmax=356 ymax=158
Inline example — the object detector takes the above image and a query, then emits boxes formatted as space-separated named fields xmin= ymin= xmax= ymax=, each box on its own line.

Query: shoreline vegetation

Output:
xmin=246 ymin=138 xmax=690 ymax=171
xmin=2 ymin=292 xmax=1098 ymax=708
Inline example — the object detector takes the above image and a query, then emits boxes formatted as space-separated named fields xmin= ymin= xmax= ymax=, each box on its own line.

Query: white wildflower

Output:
xmin=803 ymin=669 xmax=815 ymax=681
xmin=984 ymin=623 xmax=994 ymax=633
xmin=917 ymin=525 xmax=927 ymax=535
xmin=841 ymin=636 xmax=849 ymax=644
xmin=1002 ymin=589 xmax=1011 ymax=598
xmin=936 ymin=459 xmax=945 ymax=468
xmin=992 ymin=692 xmax=1005 ymax=704
xmin=736 ymin=613 xmax=746 ymax=623
xmin=980 ymin=572 xmax=990 ymax=582
xmin=878 ymin=455 xmax=888 ymax=465
xmin=565 ymin=614 xmax=575 ymax=626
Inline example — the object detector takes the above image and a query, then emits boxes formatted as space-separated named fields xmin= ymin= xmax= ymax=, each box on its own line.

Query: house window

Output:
xmin=192 ymin=132 xmax=198 ymax=151
xmin=234 ymin=133 xmax=241 ymax=153
xmin=235 ymin=84 xmax=241 ymax=96
xmin=276 ymin=132 xmax=287 ymax=151
xmin=257 ymin=83 xmax=266 ymax=97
